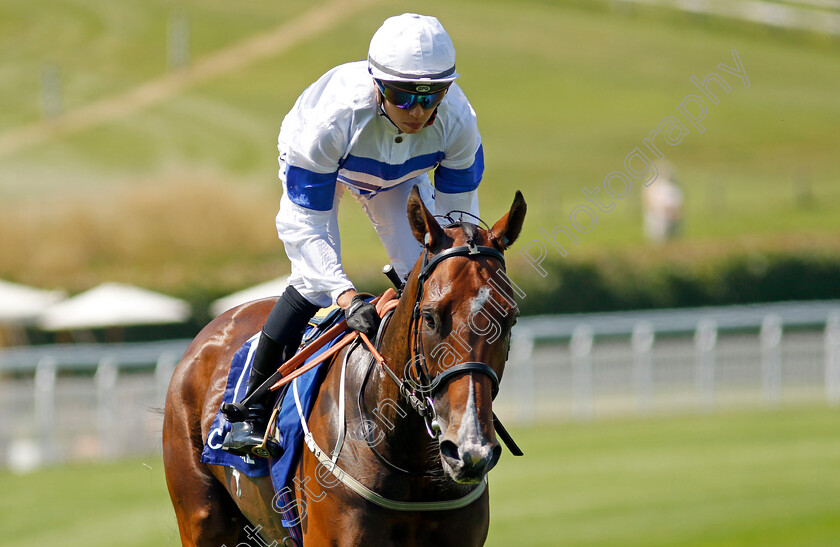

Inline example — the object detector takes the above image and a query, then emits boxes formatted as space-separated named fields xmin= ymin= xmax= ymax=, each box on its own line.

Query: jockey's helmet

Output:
xmin=368 ymin=13 xmax=459 ymax=87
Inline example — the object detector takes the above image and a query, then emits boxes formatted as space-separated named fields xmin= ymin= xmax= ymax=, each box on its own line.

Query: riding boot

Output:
xmin=221 ymin=332 xmax=286 ymax=457
xmin=221 ymin=286 xmax=319 ymax=458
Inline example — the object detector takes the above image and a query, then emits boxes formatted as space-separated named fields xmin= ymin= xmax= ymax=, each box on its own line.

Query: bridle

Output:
xmin=392 ymin=224 xmax=523 ymax=456
xmin=357 ymin=222 xmax=508 ymax=434
xmin=404 ymin=233 xmax=506 ymax=438
xmin=354 ymin=228 xmax=511 ymax=477
xmin=295 ymin=225 xmax=522 ymax=511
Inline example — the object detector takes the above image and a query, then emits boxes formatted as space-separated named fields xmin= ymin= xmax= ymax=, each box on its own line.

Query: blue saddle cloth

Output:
xmin=200 ymin=321 xmax=347 ymax=536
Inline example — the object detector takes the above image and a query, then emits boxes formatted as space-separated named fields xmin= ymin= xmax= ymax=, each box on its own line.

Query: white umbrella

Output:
xmin=0 ymin=279 xmax=65 ymax=325
xmin=210 ymin=276 xmax=289 ymax=316
xmin=39 ymin=282 xmax=191 ymax=330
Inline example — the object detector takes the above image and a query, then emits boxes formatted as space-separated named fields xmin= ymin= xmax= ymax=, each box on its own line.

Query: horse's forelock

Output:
xmin=461 ymin=222 xmax=478 ymax=246
xmin=442 ymin=221 xmax=483 ymax=247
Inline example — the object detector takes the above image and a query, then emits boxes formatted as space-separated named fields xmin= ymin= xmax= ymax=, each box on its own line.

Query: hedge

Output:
xmin=510 ymin=249 xmax=840 ymax=316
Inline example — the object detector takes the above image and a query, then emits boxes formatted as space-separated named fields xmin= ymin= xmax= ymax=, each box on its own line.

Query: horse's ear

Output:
xmin=407 ymin=185 xmax=444 ymax=249
xmin=490 ymin=190 xmax=527 ymax=250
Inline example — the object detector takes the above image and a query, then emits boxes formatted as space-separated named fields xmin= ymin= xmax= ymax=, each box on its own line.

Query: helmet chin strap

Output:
xmin=425 ymin=108 xmax=439 ymax=127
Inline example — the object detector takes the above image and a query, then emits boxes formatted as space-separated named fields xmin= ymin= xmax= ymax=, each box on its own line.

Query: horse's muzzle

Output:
xmin=439 ymin=438 xmax=502 ymax=484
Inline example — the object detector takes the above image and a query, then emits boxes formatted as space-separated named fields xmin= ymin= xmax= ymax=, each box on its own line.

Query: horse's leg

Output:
xmin=208 ymin=465 xmax=293 ymax=542
xmin=163 ymin=360 xmax=249 ymax=547
xmin=164 ymin=299 xmax=291 ymax=546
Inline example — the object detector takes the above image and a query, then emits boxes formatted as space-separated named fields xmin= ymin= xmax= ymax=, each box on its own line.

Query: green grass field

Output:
xmin=3 ymin=406 xmax=839 ymax=546
xmin=0 ymin=0 xmax=838 ymax=297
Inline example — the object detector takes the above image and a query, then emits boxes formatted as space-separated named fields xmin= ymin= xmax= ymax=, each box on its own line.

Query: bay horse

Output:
xmin=163 ymin=187 xmax=527 ymax=546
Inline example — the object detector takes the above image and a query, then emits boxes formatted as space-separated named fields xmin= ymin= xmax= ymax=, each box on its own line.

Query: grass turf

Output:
xmin=2 ymin=406 xmax=838 ymax=546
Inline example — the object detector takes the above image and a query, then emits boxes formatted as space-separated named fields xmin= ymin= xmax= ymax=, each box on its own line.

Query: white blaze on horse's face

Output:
xmin=470 ymin=287 xmax=491 ymax=315
xmin=438 ymin=375 xmax=502 ymax=484
xmin=461 ymin=379 xmax=498 ymax=469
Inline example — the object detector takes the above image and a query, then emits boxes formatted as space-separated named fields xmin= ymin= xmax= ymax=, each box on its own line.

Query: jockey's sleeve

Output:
xmin=275 ymin=188 xmax=354 ymax=307
xmin=433 ymin=85 xmax=483 ymax=220
xmin=276 ymin=96 xmax=354 ymax=306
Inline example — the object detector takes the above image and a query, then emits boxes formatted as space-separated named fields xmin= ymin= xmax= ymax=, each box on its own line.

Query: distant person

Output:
xmin=222 ymin=13 xmax=485 ymax=457
xmin=642 ymin=160 xmax=684 ymax=243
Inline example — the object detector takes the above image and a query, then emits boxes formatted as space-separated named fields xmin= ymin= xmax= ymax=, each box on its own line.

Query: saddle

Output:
xmin=243 ymin=293 xmax=387 ymax=457
xmin=302 ymin=303 xmax=347 ymax=345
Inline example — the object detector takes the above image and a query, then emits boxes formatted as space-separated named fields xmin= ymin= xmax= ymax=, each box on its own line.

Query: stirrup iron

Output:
xmin=252 ymin=407 xmax=281 ymax=459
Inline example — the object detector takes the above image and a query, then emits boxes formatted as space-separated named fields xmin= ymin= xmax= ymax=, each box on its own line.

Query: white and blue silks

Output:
xmin=275 ymin=61 xmax=484 ymax=308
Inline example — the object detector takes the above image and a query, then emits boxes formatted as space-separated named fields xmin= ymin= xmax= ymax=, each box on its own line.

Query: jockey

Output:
xmin=222 ymin=13 xmax=484 ymax=457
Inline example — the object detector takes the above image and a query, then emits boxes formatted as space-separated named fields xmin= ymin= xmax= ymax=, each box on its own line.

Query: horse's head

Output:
xmin=404 ymin=186 xmax=526 ymax=484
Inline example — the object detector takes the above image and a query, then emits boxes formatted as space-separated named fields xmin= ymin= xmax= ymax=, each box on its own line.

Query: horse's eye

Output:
xmin=423 ymin=311 xmax=437 ymax=330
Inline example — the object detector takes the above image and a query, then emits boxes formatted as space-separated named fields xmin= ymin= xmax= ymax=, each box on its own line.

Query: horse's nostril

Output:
xmin=439 ymin=440 xmax=459 ymax=462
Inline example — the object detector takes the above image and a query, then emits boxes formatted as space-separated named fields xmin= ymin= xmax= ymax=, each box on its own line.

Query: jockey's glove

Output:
xmin=345 ymin=295 xmax=380 ymax=337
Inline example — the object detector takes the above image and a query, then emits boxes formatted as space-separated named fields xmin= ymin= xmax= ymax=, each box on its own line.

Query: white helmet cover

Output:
xmin=368 ymin=13 xmax=459 ymax=83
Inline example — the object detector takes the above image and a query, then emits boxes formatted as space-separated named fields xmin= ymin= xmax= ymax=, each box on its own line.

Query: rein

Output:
xmin=292 ymin=295 xmax=490 ymax=511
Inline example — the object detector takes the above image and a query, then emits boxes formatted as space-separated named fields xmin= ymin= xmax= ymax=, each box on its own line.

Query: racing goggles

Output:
xmin=375 ymin=80 xmax=451 ymax=110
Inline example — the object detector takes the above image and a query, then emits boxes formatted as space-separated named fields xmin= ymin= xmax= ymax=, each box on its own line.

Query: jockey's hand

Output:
xmin=344 ymin=294 xmax=380 ymax=337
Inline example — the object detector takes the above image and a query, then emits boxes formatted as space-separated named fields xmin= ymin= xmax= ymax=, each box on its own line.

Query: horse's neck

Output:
xmin=378 ymin=283 xmax=415 ymax=373
xmin=360 ymin=280 xmax=436 ymax=469
xmin=360 ymin=368 xmax=430 ymax=469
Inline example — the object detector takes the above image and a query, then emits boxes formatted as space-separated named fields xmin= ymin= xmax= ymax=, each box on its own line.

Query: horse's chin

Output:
xmin=440 ymin=458 xmax=486 ymax=485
